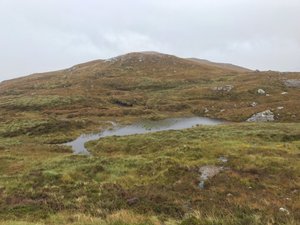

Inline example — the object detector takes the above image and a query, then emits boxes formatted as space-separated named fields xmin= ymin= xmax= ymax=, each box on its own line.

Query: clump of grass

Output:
xmin=0 ymin=119 xmax=88 ymax=138
xmin=1 ymin=95 xmax=84 ymax=111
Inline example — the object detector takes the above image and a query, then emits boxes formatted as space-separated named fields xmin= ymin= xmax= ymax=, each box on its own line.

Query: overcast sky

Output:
xmin=0 ymin=0 xmax=300 ymax=82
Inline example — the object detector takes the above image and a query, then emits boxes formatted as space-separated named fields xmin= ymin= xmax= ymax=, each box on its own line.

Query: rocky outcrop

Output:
xmin=212 ymin=85 xmax=234 ymax=92
xmin=284 ymin=79 xmax=300 ymax=88
xmin=246 ymin=110 xmax=274 ymax=122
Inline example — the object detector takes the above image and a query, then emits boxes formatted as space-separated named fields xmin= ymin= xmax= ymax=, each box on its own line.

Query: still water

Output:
xmin=65 ymin=117 xmax=224 ymax=155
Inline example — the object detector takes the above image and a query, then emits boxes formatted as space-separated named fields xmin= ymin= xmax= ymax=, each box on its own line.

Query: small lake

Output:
xmin=64 ymin=117 xmax=225 ymax=155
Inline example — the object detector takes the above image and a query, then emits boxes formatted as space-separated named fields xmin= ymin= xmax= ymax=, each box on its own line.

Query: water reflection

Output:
xmin=64 ymin=117 xmax=224 ymax=155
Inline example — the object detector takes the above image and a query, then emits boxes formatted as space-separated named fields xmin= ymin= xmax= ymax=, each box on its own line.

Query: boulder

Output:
xmin=246 ymin=110 xmax=274 ymax=122
xmin=199 ymin=165 xmax=223 ymax=180
xmin=284 ymin=79 xmax=300 ymax=88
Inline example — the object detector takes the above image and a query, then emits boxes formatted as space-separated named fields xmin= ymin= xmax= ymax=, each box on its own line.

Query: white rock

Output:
xmin=199 ymin=165 xmax=223 ymax=180
xmin=250 ymin=102 xmax=257 ymax=107
xmin=257 ymin=89 xmax=266 ymax=95
xmin=279 ymin=207 xmax=290 ymax=215
xmin=281 ymin=92 xmax=288 ymax=95
xmin=246 ymin=110 xmax=275 ymax=122
xmin=277 ymin=106 xmax=284 ymax=110
xmin=213 ymin=85 xmax=234 ymax=92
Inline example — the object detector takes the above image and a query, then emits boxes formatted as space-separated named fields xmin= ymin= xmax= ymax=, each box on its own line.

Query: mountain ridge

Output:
xmin=187 ymin=58 xmax=252 ymax=73
xmin=1 ymin=51 xmax=251 ymax=84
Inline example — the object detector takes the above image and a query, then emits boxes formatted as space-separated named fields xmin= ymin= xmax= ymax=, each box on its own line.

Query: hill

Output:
xmin=0 ymin=52 xmax=299 ymax=129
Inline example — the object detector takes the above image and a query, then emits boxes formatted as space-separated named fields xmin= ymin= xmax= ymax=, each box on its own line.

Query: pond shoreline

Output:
xmin=64 ymin=117 xmax=225 ymax=155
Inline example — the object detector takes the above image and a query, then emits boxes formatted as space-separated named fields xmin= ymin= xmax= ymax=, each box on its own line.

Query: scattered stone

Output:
xmin=218 ymin=156 xmax=228 ymax=163
xmin=279 ymin=207 xmax=290 ymax=215
xmin=227 ymin=193 xmax=233 ymax=197
xmin=281 ymin=92 xmax=288 ymax=95
xmin=246 ymin=110 xmax=274 ymax=122
xmin=204 ymin=108 xmax=209 ymax=113
xmin=277 ymin=106 xmax=284 ymax=110
xmin=250 ymin=102 xmax=257 ymax=107
xmin=67 ymin=66 xmax=77 ymax=72
xmin=104 ymin=56 xmax=119 ymax=63
xmin=198 ymin=180 xmax=205 ymax=189
xmin=213 ymin=85 xmax=234 ymax=92
xmin=257 ymin=89 xmax=266 ymax=95
xmin=284 ymin=79 xmax=300 ymax=88
xmin=198 ymin=165 xmax=223 ymax=189
xmin=220 ymin=109 xmax=225 ymax=112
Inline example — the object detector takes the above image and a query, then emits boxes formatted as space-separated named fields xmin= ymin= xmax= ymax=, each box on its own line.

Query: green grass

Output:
xmin=0 ymin=123 xmax=299 ymax=224
xmin=0 ymin=95 xmax=84 ymax=111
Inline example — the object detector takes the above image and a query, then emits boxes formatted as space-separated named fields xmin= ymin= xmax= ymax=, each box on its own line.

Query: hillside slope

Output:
xmin=187 ymin=58 xmax=252 ymax=73
xmin=0 ymin=52 xmax=299 ymax=133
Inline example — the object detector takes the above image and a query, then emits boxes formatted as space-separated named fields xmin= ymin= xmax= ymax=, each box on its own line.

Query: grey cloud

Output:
xmin=0 ymin=0 xmax=299 ymax=81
